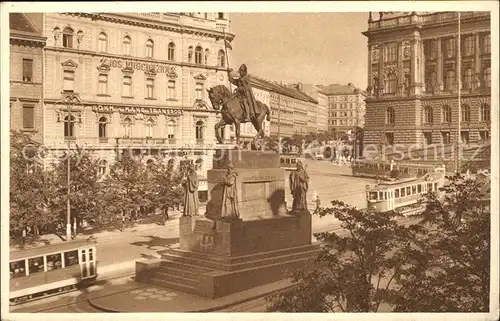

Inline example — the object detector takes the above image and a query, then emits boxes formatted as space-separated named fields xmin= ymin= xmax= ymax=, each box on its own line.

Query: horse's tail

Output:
xmin=265 ymin=104 xmax=271 ymax=121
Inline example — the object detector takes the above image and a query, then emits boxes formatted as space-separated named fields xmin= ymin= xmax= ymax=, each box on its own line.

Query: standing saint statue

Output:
xmin=183 ymin=164 xmax=199 ymax=216
xmin=289 ymin=160 xmax=310 ymax=212
xmin=221 ymin=163 xmax=240 ymax=219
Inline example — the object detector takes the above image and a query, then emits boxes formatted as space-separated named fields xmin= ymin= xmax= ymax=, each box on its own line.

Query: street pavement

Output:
xmin=10 ymin=159 xmax=374 ymax=313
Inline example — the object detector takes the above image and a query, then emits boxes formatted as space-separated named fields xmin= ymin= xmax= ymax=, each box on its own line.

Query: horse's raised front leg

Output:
xmin=214 ymin=119 xmax=226 ymax=144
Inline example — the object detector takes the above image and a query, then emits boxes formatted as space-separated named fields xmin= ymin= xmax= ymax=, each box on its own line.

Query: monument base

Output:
xmin=137 ymin=212 xmax=318 ymax=298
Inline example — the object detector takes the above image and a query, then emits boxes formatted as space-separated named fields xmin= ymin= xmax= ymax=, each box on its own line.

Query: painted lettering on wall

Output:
xmin=100 ymin=58 xmax=177 ymax=74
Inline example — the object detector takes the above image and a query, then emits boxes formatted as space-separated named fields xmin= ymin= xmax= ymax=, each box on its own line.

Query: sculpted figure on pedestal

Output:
xmin=221 ymin=163 xmax=240 ymax=219
xmin=289 ymin=160 xmax=310 ymax=212
xmin=182 ymin=164 xmax=199 ymax=217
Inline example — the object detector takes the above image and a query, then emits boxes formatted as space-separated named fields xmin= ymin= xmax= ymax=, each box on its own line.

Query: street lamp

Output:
xmin=58 ymin=92 xmax=80 ymax=241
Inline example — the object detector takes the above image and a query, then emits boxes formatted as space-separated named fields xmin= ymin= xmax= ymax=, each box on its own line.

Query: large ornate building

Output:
xmin=362 ymin=11 xmax=491 ymax=148
xmin=10 ymin=13 xmax=46 ymax=143
xmin=318 ymin=83 xmax=367 ymax=136
xmin=41 ymin=12 xmax=234 ymax=202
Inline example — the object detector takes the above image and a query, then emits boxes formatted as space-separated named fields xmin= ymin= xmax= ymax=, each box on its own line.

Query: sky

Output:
xmin=229 ymin=12 xmax=369 ymax=89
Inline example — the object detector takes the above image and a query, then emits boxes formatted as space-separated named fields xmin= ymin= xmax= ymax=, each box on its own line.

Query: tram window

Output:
xmin=401 ymin=187 xmax=406 ymax=197
xmin=291 ymin=159 xmax=296 ymax=164
xmin=28 ymin=256 xmax=44 ymax=274
xmin=417 ymin=184 xmax=422 ymax=193
xmin=406 ymin=187 xmax=411 ymax=195
xmin=10 ymin=260 xmax=26 ymax=279
xmin=395 ymin=189 xmax=400 ymax=198
xmin=46 ymin=254 xmax=62 ymax=271
xmin=89 ymin=248 xmax=94 ymax=261
xmin=379 ymin=191 xmax=384 ymax=200
xmin=280 ymin=158 xmax=284 ymax=164
xmin=412 ymin=185 xmax=417 ymax=194
xmin=369 ymin=192 xmax=378 ymax=200
xmin=434 ymin=183 xmax=438 ymax=191
xmin=64 ymin=250 xmax=79 ymax=267
xmin=427 ymin=183 xmax=433 ymax=191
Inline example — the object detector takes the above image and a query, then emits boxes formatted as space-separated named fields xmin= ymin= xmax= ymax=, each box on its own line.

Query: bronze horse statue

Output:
xmin=207 ymin=85 xmax=271 ymax=146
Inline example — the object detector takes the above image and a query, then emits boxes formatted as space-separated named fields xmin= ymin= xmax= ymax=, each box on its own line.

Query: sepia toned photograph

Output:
xmin=1 ymin=1 xmax=498 ymax=320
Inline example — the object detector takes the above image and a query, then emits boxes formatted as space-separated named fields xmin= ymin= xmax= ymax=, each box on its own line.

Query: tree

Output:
xmin=389 ymin=174 xmax=490 ymax=312
xmin=10 ymin=131 xmax=59 ymax=240
xmin=266 ymin=201 xmax=408 ymax=312
xmin=49 ymin=146 xmax=106 ymax=234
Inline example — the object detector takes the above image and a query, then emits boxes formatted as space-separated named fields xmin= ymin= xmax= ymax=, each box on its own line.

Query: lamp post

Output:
xmin=60 ymin=92 xmax=79 ymax=241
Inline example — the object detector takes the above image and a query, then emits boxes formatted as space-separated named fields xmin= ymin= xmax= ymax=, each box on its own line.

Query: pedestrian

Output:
xmin=315 ymin=196 xmax=321 ymax=212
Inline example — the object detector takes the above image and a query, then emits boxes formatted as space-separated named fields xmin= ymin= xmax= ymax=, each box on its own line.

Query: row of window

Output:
xmin=57 ymin=27 xmax=227 ymax=67
xmin=329 ymin=119 xmax=358 ymax=126
xmin=384 ymin=104 xmax=490 ymax=125
xmin=330 ymin=111 xmax=357 ymax=117
xmin=424 ymin=33 xmax=491 ymax=60
xmin=64 ymin=116 xmax=206 ymax=141
xmin=425 ymin=67 xmax=491 ymax=92
xmin=383 ymin=130 xmax=490 ymax=146
xmin=328 ymin=102 xmax=360 ymax=109
xmin=63 ymin=71 xmax=204 ymax=101
xmin=368 ymin=182 xmax=438 ymax=201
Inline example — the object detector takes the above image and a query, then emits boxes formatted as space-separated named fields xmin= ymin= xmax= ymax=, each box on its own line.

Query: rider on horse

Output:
xmin=228 ymin=64 xmax=258 ymax=122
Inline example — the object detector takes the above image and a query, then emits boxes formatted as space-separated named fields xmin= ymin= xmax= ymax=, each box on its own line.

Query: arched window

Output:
xmin=205 ymin=48 xmax=210 ymax=64
xmin=168 ymin=42 xmax=175 ymax=61
xmin=64 ymin=115 xmax=76 ymax=138
xmin=480 ymin=104 xmax=490 ymax=122
xmin=63 ymin=27 xmax=74 ymax=48
xmin=424 ymin=106 xmax=433 ymax=124
xmin=195 ymin=46 xmax=203 ymax=64
xmin=123 ymin=36 xmax=131 ymax=55
xmin=98 ymin=117 xmax=107 ymax=138
xmin=98 ymin=159 xmax=108 ymax=176
xmin=167 ymin=158 xmax=175 ymax=169
xmin=195 ymin=120 xmax=204 ymax=141
xmin=123 ymin=117 xmax=132 ymax=138
xmin=442 ymin=105 xmax=451 ymax=123
xmin=385 ymin=73 xmax=397 ymax=94
xmin=146 ymin=39 xmax=154 ymax=58
xmin=98 ymin=32 xmax=108 ymax=52
xmin=386 ymin=106 xmax=395 ymax=124
xmin=98 ymin=74 xmax=108 ymax=95
xmin=426 ymin=71 xmax=437 ymax=92
xmin=444 ymin=70 xmax=455 ymax=91
xmin=195 ymin=158 xmax=203 ymax=171
xmin=217 ymin=50 xmax=225 ymax=67
xmin=167 ymin=120 xmax=175 ymax=139
xmin=483 ymin=67 xmax=491 ymax=88
xmin=146 ymin=119 xmax=154 ymax=138
xmin=463 ymin=68 xmax=474 ymax=90
xmin=461 ymin=104 xmax=470 ymax=122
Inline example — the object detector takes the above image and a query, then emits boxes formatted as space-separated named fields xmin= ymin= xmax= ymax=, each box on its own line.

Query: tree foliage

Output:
xmin=266 ymin=175 xmax=491 ymax=312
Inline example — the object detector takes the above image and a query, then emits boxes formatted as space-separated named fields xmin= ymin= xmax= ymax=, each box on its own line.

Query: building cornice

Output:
xmin=61 ymin=13 xmax=235 ymax=41
xmin=44 ymin=46 xmax=230 ymax=73
xmin=10 ymin=32 xmax=46 ymax=47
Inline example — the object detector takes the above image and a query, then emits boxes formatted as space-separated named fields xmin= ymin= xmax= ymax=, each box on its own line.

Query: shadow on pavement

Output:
xmin=130 ymin=235 xmax=180 ymax=250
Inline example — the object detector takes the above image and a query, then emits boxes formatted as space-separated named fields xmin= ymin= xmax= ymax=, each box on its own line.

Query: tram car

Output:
xmin=352 ymin=159 xmax=444 ymax=179
xmin=9 ymin=240 xmax=97 ymax=304
xmin=280 ymin=153 xmax=299 ymax=171
xmin=365 ymin=167 xmax=446 ymax=213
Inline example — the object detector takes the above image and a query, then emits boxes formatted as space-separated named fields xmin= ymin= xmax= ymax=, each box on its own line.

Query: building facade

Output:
xmin=292 ymin=83 xmax=329 ymax=134
xmin=41 ymin=12 xmax=234 ymax=201
xmin=250 ymin=77 xmax=318 ymax=139
xmin=318 ymin=83 xmax=367 ymax=136
xmin=362 ymin=11 xmax=491 ymax=147
xmin=10 ymin=13 xmax=46 ymax=143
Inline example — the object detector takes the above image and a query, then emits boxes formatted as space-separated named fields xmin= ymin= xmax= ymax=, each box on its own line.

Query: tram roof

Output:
xmin=10 ymin=239 xmax=94 ymax=261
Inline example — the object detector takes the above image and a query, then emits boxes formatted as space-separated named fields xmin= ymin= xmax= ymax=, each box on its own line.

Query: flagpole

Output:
xmin=456 ymin=12 xmax=462 ymax=173
xmin=223 ymin=28 xmax=232 ymax=93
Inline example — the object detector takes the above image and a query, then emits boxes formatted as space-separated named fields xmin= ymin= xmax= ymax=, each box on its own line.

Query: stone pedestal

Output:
xmin=137 ymin=150 xmax=318 ymax=298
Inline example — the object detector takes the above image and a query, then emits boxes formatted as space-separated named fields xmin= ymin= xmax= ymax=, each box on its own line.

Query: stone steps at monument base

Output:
xmin=160 ymin=243 xmax=318 ymax=265
xmin=157 ymin=262 xmax=212 ymax=280
xmin=160 ymin=246 xmax=319 ymax=272
xmin=147 ymin=277 xmax=199 ymax=295
xmin=151 ymin=270 xmax=199 ymax=288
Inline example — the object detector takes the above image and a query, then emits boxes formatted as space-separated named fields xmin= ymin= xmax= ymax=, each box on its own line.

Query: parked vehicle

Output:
xmin=280 ymin=153 xmax=299 ymax=170
xmin=10 ymin=240 xmax=97 ymax=304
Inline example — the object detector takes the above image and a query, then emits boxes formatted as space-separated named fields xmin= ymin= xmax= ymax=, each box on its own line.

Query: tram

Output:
xmin=352 ymin=159 xmax=444 ymax=179
xmin=365 ymin=167 xmax=446 ymax=213
xmin=9 ymin=240 xmax=97 ymax=304
xmin=280 ymin=153 xmax=299 ymax=171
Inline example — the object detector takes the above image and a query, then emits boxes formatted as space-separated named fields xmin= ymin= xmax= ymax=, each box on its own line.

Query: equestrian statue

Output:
xmin=207 ymin=64 xmax=271 ymax=147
